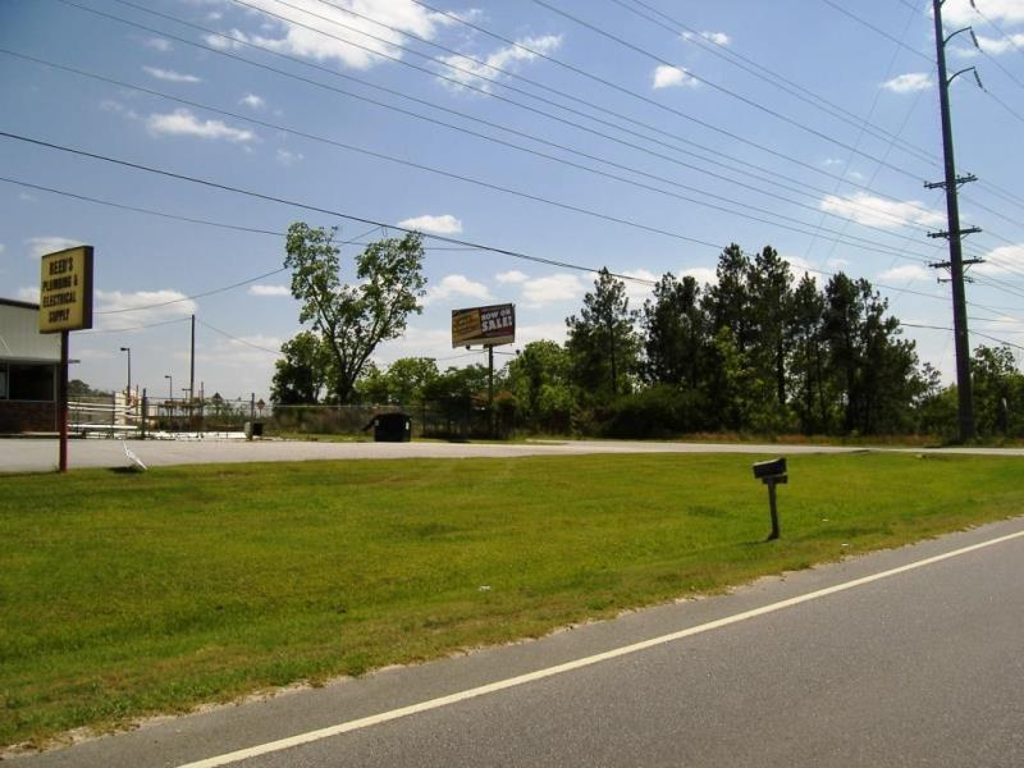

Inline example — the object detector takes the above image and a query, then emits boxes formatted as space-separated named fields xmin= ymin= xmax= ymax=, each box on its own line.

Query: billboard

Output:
xmin=452 ymin=303 xmax=515 ymax=347
xmin=39 ymin=245 xmax=93 ymax=333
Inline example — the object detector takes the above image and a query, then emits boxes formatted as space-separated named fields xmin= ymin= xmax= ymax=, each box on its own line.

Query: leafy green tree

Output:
xmin=384 ymin=357 xmax=439 ymax=406
xmin=505 ymin=340 xmax=573 ymax=432
xmin=703 ymin=244 xmax=755 ymax=348
xmin=748 ymin=246 xmax=793 ymax=410
xmin=823 ymin=273 xmax=922 ymax=434
xmin=270 ymin=330 xmax=331 ymax=404
xmin=787 ymin=274 xmax=833 ymax=433
xmin=972 ymin=345 xmax=1024 ymax=436
xmin=284 ymin=222 xmax=427 ymax=404
xmin=642 ymin=273 xmax=706 ymax=391
xmin=566 ymin=268 xmax=640 ymax=404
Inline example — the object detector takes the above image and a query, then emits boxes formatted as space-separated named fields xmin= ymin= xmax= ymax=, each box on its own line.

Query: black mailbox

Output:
xmin=752 ymin=457 xmax=787 ymax=480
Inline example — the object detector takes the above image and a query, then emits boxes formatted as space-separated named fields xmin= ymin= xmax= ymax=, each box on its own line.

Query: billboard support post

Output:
xmin=488 ymin=345 xmax=495 ymax=439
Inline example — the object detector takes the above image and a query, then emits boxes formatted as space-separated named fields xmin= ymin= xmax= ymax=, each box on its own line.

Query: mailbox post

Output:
xmin=752 ymin=457 xmax=788 ymax=541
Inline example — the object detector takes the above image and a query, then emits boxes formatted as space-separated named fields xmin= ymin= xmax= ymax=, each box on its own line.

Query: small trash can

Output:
xmin=371 ymin=412 xmax=411 ymax=442
xmin=252 ymin=422 xmax=264 ymax=438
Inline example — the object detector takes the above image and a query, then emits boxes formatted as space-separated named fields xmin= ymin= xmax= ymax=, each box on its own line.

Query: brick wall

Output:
xmin=0 ymin=401 xmax=58 ymax=433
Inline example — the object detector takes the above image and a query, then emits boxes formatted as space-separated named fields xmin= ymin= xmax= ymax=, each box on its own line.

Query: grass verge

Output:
xmin=1 ymin=451 xmax=1021 ymax=748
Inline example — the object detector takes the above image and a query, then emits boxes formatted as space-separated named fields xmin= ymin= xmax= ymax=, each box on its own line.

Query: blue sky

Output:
xmin=2 ymin=0 xmax=1023 ymax=400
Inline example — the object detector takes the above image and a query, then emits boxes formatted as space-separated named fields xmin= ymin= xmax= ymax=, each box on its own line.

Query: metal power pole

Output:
xmin=929 ymin=0 xmax=981 ymax=442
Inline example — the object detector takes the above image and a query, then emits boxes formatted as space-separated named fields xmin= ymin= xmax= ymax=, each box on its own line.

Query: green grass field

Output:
xmin=2 ymin=451 xmax=1021 ymax=748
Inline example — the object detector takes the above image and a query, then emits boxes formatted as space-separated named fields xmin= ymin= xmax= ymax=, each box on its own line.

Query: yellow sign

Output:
xmin=39 ymin=246 xmax=94 ymax=333
xmin=452 ymin=303 xmax=515 ymax=347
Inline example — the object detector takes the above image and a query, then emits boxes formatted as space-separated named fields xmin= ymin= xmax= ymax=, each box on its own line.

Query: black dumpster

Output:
xmin=369 ymin=412 xmax=411 ymax=442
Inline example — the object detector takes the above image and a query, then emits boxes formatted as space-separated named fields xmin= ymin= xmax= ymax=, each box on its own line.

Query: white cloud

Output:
xmin=216 ymin=0 xmax=451 ymax=71
xmin=397 ymin=214 xmax=463 ymax=234
xmin=100 ymin=100 xmax=141 ymax=121
xmin=26 ymin=236 xmax=84 ymax=259
xmin=683 ymin=30 xmax=730 ymax=46
xmin=881 ymin=72 xmax=933 ymax=93
xmin=974 ymin=243 xmax=1024 ymax=276
xmin=248 ymin=284 xmax=291 ymax=297
xmin=942 ymin=0 xmax=1024 ymax=27
xmin=520 ymin=273 xmax=585 ymax=307
xmin=621 ymin=269 xmax=658 ymax=305
xmin=144 ymin=37 xmax=172 ymax=52
xmin=275 ymin=148 xmax=305 ymax=166
xmin=142 ymin=66 xmax=202 ymax=83
xmin=823 ymin=158 xmax=845 ymax=167
xmin=878 ymin=264 xmax=931 ymax=282
xmin=147 ymin=109 xmax=256 ymax=143
xmin=17 ymin=286 xmax=40 ymax=303
xmin=240 ymin=93 xmax=265 ymax=109
xmin=652 ymin=64 xmax=698 ymax=89
xmin=783 ymin=255 xmax=817 ymax=281
xmin=495 ymin=270 xmax=529 ymax=284
xmin=513 ymin=322 xmax=568 ymax=348
xmin=94 ymin=289 xmax=197 ymax=330
xmin=437 ymin=34 xmax=563 ymax=93
xmin=819 ymin=192 xmax=945 ymax=229
xmin=204 ymin=31 xmax=248 ymax=50
xmin=680 ymin=267 xmax=718 ymax=287
xmin=423 ymin=274 xmax=492 ymax=306
xmin=973 ymin=32 xmax=1024 ymax=55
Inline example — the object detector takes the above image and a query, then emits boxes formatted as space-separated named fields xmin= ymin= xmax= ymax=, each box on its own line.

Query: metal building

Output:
xmin=0 ymin=298 xmax=61 ymax=433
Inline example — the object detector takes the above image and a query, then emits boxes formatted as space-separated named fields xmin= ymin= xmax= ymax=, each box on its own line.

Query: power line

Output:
xmin=821 ymin=0 xmax=935 ymax=62
xmin=0 ymin=130 xmax=668 ymax=284
xmin=4 ymin=48 xmax=955 ymax=260
xmin=611 ymin=0 xmax=938 ymax=167
xmin=902 ymin=322 xmax=1024 ymax=352
xmin=11 ymin=126 xmax=1024 ymax=319
xmin=529 ymin=0 xmax=934 ymax=183
xmin=196 ymin=318 xmax=282 ymax=355
xmin=971 ymin=0 xmax=1024 ymax=63
xmin=63 ymin=0 xmax=1000 ymax=244
xmin=4 ymin=107 xmax=954 ymax=269
xmin=95 ymin=267 xmax=289 ymax=314
xmin=0 ymin=175 xmax=481 ymax=253
xmin=79 ymin=317 xmax=193 ymax=334
xmin=820 ymin=0 xmax=1024 ymax=215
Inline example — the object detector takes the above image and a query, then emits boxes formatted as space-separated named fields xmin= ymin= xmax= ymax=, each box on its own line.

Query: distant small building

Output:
xmin=0 ymin=298 xmax=61 ymax=433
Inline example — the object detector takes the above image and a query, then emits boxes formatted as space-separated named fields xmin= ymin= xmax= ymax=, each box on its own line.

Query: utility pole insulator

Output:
xmin=927 ymin=226 xmax=983 ymax=240
xmin=924 ymin=173 xmax=977 ymax=190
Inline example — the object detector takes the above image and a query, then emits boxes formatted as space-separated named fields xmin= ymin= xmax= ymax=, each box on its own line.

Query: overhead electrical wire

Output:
xmin=402 ymin=0 xmax=1018 ymax=252
xmin=819 ymin=0 xmax=1024 ymax=215
xmin=0 ymin=130 xmax=671 ymax=283
xmin=60 ymin=0 xmax=1005 ymax=248
xmin=3 ymin=48 xmax=958 ymax=259
xmin=316 ymin=0 xmax=939 ymax=169
xmin=609 ymin=0 xmax=938 ymax=167
xmin=528 ymin=0 xmax=935 ymax=183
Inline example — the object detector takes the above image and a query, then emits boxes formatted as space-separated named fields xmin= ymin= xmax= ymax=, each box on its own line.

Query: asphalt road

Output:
xmin=15 ymin=517 xmax=1024 ymax=768
xmin=2 ymin=436 xmax=1022 ymax=473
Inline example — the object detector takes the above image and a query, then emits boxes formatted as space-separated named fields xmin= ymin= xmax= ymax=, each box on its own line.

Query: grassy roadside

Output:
xmin=2 ymin=452 xmax=1021 ymax=748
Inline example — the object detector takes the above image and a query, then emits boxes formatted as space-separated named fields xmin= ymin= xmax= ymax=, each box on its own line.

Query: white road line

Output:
xmin=178 ymin=527 xmax=1024 ymax=768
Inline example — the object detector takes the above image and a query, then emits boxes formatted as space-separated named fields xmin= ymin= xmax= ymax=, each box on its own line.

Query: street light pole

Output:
xmin=164 ymin=374 xmax=173 ymax=402
xmin=119 ymin=346 xmax=131 ymax=397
